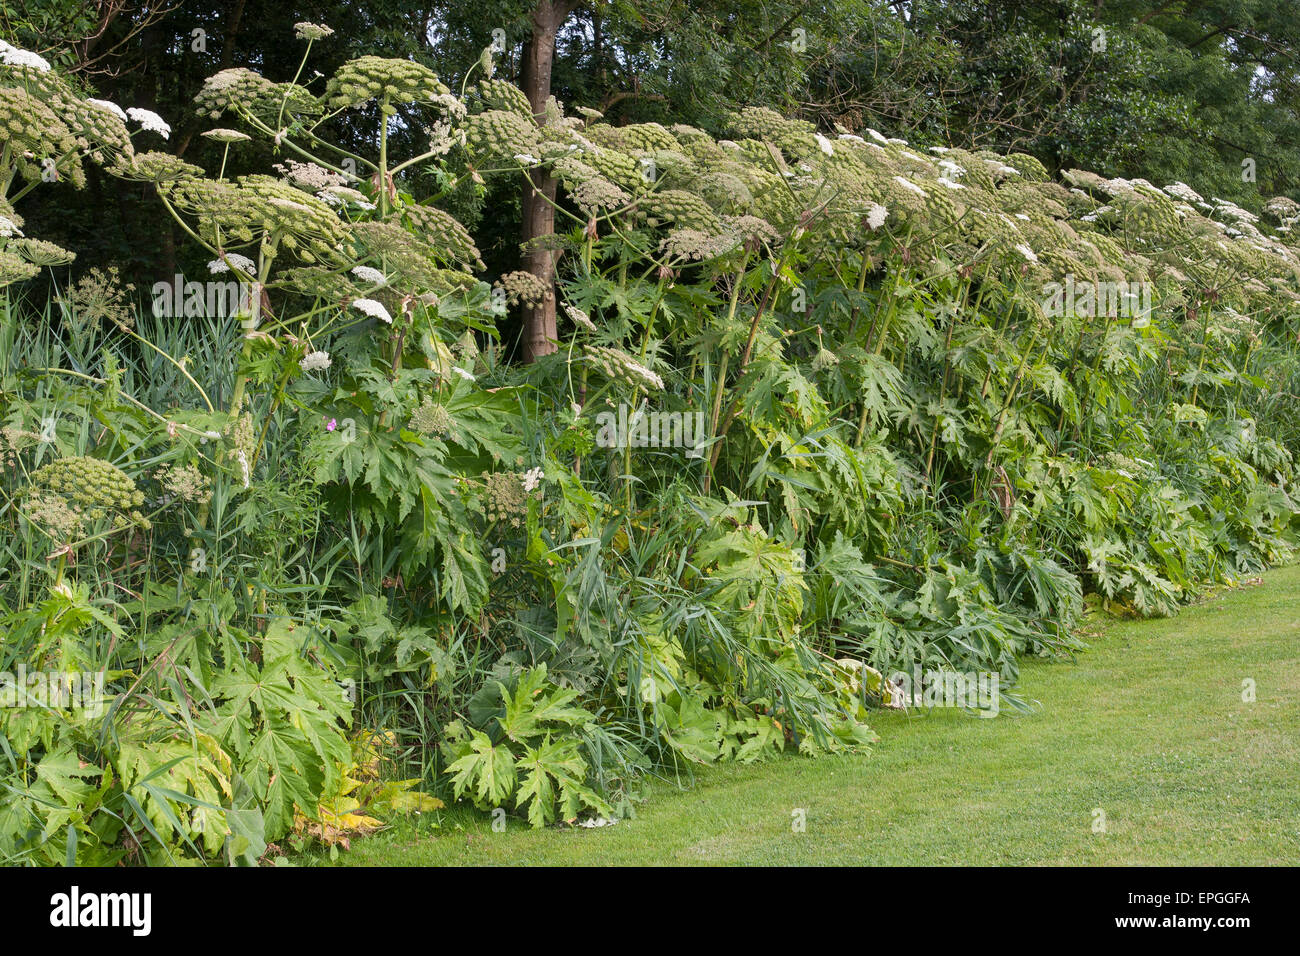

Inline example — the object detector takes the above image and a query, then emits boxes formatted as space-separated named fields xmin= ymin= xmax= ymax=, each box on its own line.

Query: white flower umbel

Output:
xmin=86 ymin=98 xmax=128 ymax=121
xmin=1014 ymin=243 xmax=1039 ymax=263
xmin=202 ymin=128 xmax=252 ymax=145
xmin=452 ymin=366 xmax=476 ymax=382
xmin=521 ymin=466 xmax=544 ymax=492
xmin=320 ymin=185 xmax=367 ymax=204
xmin=429 ymin=93 xmax=466 ymax=121
xmin=300 ymin=350 xmax=332 ymax=372
xmin=1211 ymin=198 xmax=1260 ymax=223
xmin=208 ymin=253 xmax=256 ymax=274
xmin=1163 ymin=181 xmax=1203 ymax=204
xmin=894 ymin=176 xmax=927 ymax=197
xmin=866 ymin=203 xmax=889 ymax=231
xmin=294 ymin=22 xmax=335 ymax=41
xmin=623 ymin=358 xmax=664 ymax=391
xmin=814 ymin=132 xmax=835 ymax=156
xmin=936 ymin=177 xmax=965 ymax=190
xmin=350 ymin=265 xmax=387 ymax=285
xmin=0 ymin=215 xmax=22 ymax=238
xmin=0 ymin=40 xmax=51 ymax=72
xmin=564 ymin=302 xmax=596 ymax=331
xmin=352 ymin=298 xmax=393 ymax=323
xmin=127 ymin=107 xmax=171 ymax=139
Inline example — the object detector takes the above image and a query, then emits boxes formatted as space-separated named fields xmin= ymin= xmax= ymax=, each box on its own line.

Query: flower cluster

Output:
xmin=811 ymin=347 xmax=840 ymax=372
xmin=352 ymin=298 xmax=393 ymax=323
xmin=497 ymin=270 xmax=553 ymax=308
xmin=465 ymin=109 xmax=542 ymax=163
xmin=471 ymin=79 xmax=533 ymax=117
xmin=28 ymin=456 xmax=150 ymax=535
xmin=300 ymin=350 xmax=332 ymax=372
xmin=318 ymin=185 xmax=373 ymax=209
xmin=638 ymin=189 xmax=722 ymax=231
xmin=565 ymin=170 xmax=630 ymax=216
xmin=194 ymin=68 xmax=278 ymax=119
xmin=294 ymin=22 xmax=335 ymax=41
xmin=564 ymin=303 xmax=596 ymax=332
xmin=126 ymin=107 xmax=170 ymax=139
xmin=0 ymin=251 xmax=37 ymax=286
xmin=409 ymin=401 xmax=454 ymax=438
xmin=9 ymin=238 xmax=75 ymax=267
xmin=347 ymin=220 xmax=474 ymax=294
xmin=480 ymin=470 xmax=540 ymax=527
xmin=209 ymin=253 xmax=256 ymax=275
xmin=0 ymin=86 xmax=83 ymax=189
xmin=156 ymin=463 xmax=212 ymax=506
xmin=324 ymin=56 xmax=451 ymax=109
xmin=275 ymin=160 xmax=348 ymax=191
xmin=114 ymin=151 xmax=203 ymax=184
xmin=389 ymin=205 xmax=484 ymax=270
xmin=22 ymin=491 xmax=84 ymax=542
xmin=660 ymin=228 xmax=737 ymax=262
xmin=0 ymin=423 xmax=39 ymax=468
xmin=202 ymin=127 xmax=251 ymax=145
xmin=584 ymin=345 xmax=665 ymax=392
xmin=162 ymin=174 xmax=348 ymax=266
xmin=0 ymin=40 xmax=51 ymax=71
xmin=60 ymin=267 xmax=136 ymax=336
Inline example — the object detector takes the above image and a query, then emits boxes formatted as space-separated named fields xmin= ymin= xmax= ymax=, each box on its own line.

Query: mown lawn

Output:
xmin=310 ymin=564 xmax=1300 ymax=866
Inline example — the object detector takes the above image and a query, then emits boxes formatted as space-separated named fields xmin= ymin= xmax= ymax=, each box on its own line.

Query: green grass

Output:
xmin=309 ymin=565 xmax=1300 ymax=866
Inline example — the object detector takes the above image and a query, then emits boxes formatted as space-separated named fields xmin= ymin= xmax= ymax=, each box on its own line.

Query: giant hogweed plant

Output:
xmin=157 ymin=27 xmax=549 ymax=609
xmin=0 ymin=42 xmax=163 ymax=288
xmin=180 ymin=31 xmax=885 ymax=767
xmin=0 ymin=328 xmax=447 ymax=862
xmin=0 ymin=33 xmax=498 ymax=862
xmin=536 ymin=117 xmax=1300 ymax=613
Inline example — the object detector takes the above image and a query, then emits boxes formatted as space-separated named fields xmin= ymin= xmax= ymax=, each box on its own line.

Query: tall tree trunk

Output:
xmin=518 ymin=0 xmax=579 ymax=362
xmin=221 ymin=0 xmax=248 ymax=70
